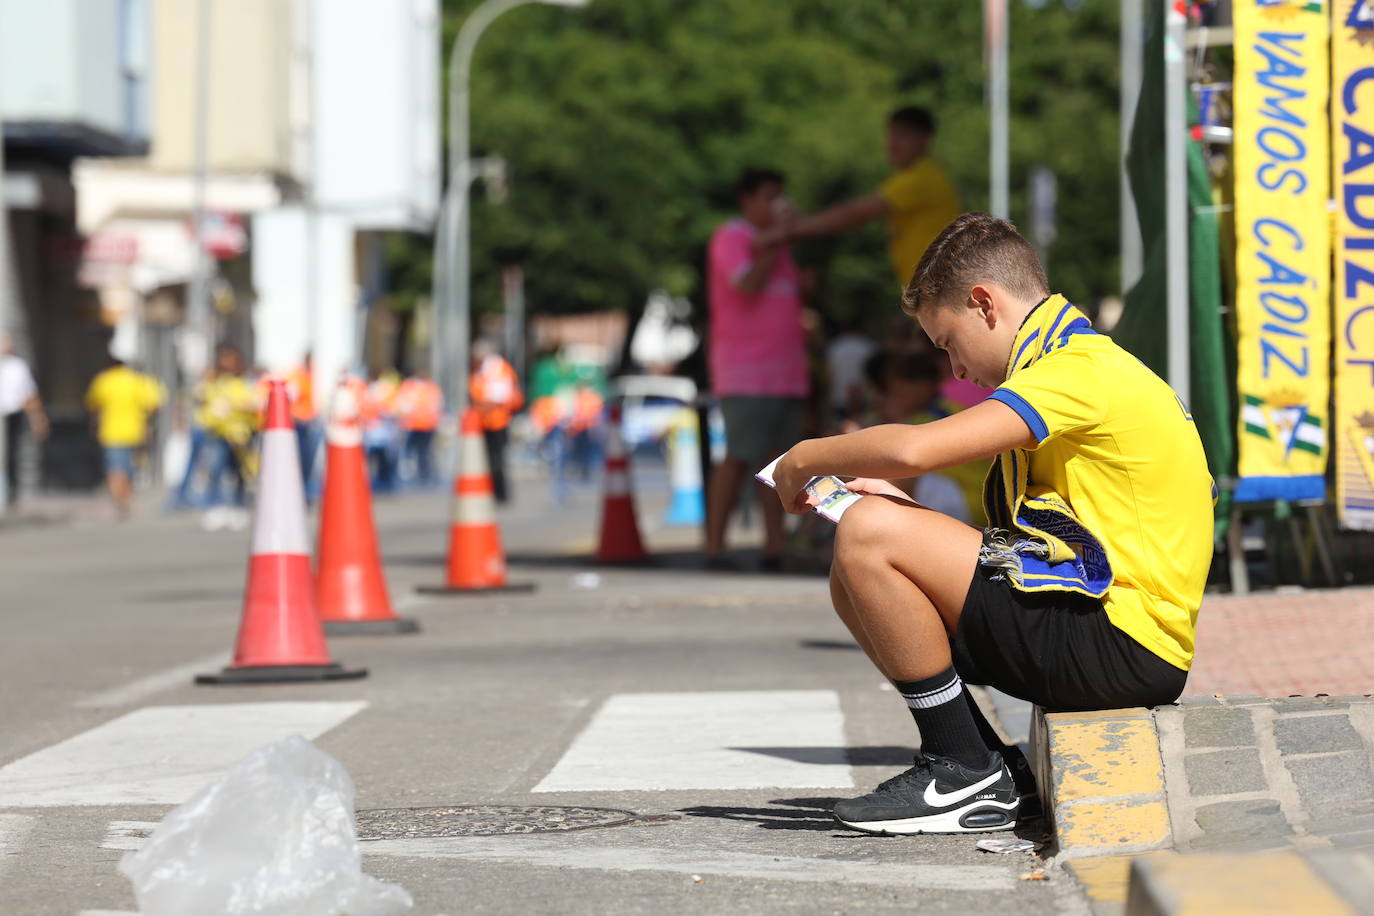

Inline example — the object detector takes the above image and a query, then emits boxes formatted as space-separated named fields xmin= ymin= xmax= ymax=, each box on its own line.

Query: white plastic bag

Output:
xmin=120 ymin=734 xmax=412 ymax=916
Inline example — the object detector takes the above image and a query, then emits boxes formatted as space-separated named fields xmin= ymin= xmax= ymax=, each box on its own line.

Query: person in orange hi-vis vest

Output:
xmin=395 ymin=368 xmax=444 ymax=487
xmin=469 ymin=339 xmax=524 ymax=504
xmin=286 ymin=353 xmax=320 ymax=499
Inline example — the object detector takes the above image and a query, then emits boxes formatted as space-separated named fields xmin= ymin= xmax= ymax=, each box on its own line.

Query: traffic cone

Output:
xmin=418 ymin=408 xmax=534 ymax=595
xmin=663 ymin=408 xmax=705 ymax=526
xmin=316 ymin=380 xmax=419 ymax=635
xmin=197 ymin=378 xmax=366 ymax=685
xmin=596 ymin=402 xmax=649 ymax=563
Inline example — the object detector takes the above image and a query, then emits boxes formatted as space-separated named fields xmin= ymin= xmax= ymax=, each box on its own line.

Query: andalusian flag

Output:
xmin=1242 ymin=395 xmax=1269 ymax=440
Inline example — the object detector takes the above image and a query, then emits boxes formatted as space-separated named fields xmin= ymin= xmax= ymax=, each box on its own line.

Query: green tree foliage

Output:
xmin=396 ymin=0 xmax=1123 ymax=331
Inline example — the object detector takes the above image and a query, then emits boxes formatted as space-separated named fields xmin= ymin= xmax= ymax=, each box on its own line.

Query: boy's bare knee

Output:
xmin=834 ymin=497 xmax=902 ymax=563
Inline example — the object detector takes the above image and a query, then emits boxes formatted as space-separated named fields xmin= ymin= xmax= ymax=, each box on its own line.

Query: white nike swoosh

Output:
xmin=922 ymin=769 xmax=1005 ymax=808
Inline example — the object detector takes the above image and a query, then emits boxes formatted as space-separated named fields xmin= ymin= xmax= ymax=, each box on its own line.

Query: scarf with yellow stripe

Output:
xmin=979 ymin=295 xmax=1113 ymax=598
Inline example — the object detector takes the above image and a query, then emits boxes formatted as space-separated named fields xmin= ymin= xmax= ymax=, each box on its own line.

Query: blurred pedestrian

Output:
xmin=757 ymin=106 xmax=961 ymax=287
xmin=85 ymin=356 xmax=165 ymax=518
xmin=363 ymin=369 xmax=402 ymax=494
xmin=286 ymin=353 xmax=320 ymax=501
xmin=168 ymin=370 xmax=213 ymax=510
xmin=469 ymin=339 xmax=523 ymax=504
xmin=705 ymin=167 xmax=809 ymax=570
xmin=0 ymin=332 xmax=49 ymax=508
xmin=825 ymin=316 xmax=877 ymax=426
xmin=395 ymin=368 xmax=443 ymax=487
xmin=201 ymin=345 xmax=258 ymax=512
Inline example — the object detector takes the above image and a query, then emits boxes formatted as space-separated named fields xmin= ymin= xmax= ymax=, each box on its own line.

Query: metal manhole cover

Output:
xmin=355 ymin=805 xmax=678 ymax=840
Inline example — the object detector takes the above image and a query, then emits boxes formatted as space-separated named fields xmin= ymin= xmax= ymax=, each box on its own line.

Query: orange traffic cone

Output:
xmin=197 ymin=378 xmax=366 ymax=684
xmin=316 ymin=380 xmax=418 ymax=635
xmin=418 ymin=408 xmax=534 ymax=595
xmin=596 ymin=402 xmax=649 ymax=564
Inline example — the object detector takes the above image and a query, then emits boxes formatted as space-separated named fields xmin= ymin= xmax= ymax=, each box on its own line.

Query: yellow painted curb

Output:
xmin=1031 ymin=706 xmax=1172 ymax=861
xmin=1126 ymin=850 xmax=1357 ymax=916
xmin=1065 ymin=855 xmax=1135 ymax=907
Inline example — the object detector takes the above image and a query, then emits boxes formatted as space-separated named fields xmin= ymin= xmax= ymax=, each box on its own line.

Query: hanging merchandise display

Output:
xmin=1231 ymin=0 xmax=1332 ymax=503
xmin=1332 ymin=0 xmax=1374 ymax=529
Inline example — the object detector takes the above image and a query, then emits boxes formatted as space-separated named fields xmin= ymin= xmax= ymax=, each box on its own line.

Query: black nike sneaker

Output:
xmin=1001 ymin=744 xmax=1042 ymax=820
xmin=833 ymin=751 xmax=1019 ymax=835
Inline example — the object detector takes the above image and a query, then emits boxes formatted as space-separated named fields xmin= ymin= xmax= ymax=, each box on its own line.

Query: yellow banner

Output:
xmin=1233 ymin=1 xmax=1331 ymax=503
xmin=1333 ymin=1 xmax=1374 ymax=528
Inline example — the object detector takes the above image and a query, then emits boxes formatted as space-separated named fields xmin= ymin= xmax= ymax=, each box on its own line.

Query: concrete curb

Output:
xmin=1030 ymin=706 xmax=1172 ymax=860
xmin=1125 ymin=848 xmax=1370 ymax=915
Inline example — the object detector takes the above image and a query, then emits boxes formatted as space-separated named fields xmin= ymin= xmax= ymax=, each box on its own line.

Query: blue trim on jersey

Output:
xmin=1234 ymin=475 xmax=1326 ymax=503
xmin=1042 ymin=302 xmax=1075 ymax=347
xmin=988 ymin=389 xmax=1048 ymax=443
xmin=1011 ymin=329 xmax=1041 ymax=369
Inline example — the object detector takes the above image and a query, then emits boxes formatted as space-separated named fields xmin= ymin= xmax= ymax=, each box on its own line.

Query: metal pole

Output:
xmin=185 ymin=0 xmax=213 ymax=378
xmin=1164 ymin=0 xmax=1190 ymax=402
xmin=987 ymin=0 xmax=1010 ymax=219
xmin=443 ymin=0 xmax=588 ymax=417
xmin=1120 ymin=0 xmax=1144 ymax=294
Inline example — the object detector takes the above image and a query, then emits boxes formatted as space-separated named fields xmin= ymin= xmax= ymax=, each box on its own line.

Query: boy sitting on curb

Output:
xmin=771 ymin=212 xmax=1213 ymax=835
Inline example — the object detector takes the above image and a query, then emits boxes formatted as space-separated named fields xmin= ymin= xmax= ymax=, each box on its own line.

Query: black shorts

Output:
xmin=951 ymin=562 xmax=1188 ymax=712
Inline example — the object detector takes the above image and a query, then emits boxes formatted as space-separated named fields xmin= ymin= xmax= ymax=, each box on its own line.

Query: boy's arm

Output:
xmin=759 ymin=194 xmax=889 ymax=247
xmin=773 ymin=400 xmax=1036 ymax=513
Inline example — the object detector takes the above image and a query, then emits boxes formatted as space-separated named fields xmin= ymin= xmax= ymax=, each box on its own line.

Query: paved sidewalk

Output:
xmin=1160 ymin=696 xmax=1374 ymax=853
xmin=1187 ymin=588 xmax=1374 ymax=697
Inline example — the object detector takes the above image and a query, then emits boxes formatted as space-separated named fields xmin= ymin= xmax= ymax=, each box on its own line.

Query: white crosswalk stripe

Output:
xmin=0 ymin=701 xmax=365 ymax=807
xmin=535 ymin=690 xmax=853 ymax=792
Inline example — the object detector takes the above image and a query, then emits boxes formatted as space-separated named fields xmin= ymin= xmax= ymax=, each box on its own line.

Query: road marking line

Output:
xmin=360 ymin=837 xmax=1016 ymax=890
xmin=0 ymin=701 xmax=365 ymax=807
xmin=74 ymin=652 xmax=231 ymax=709
xmin=534 ymin=690 xmax=852 ymax=792
xmin=101 ymin=820 xmax=158 ymax=852
xmin=101 ymin=828 xmax=1014 ymax=891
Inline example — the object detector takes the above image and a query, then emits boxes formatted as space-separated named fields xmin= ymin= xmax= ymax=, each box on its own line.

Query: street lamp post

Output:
xmin=438 ymin=0 xmax=588 ymax=418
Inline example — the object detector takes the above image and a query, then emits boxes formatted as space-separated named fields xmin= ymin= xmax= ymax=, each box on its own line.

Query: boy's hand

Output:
xmin=771 ymin=447 xmax=814 ymax=515
xmin=843 ymin=477 xmax=915 ymax=503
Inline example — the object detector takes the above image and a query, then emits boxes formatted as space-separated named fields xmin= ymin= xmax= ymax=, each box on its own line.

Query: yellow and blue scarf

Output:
xmin=979 ymin=296 xmax=1113 ymax=598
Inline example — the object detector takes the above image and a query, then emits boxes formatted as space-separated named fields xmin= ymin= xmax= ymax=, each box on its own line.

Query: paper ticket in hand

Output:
xmin=756 ymin=455 xmax=863 ymax=524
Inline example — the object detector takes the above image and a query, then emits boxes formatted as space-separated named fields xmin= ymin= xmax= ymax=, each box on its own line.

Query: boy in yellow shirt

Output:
xmin=86 ymin=358 xmax=165 ymax=517
xmin=757 ymin=106 xmax=962 ymax=286
xmin=771 ymin=213 xmax=1213 ymax=836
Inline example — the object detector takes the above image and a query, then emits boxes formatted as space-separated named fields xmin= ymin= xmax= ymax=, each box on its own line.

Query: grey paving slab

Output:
xmin=1286 ymin=752 xmax=1374 ymax=807
xmin=1274 ymin=714 xmax=1364 ymax=756
xmin=1192 ymin=799 xmax=1291 ymax=839
xmin=1182 ymin=707 xmax=1256 ymax=749
xmin=1183 ymin=748 xmax=1268 ymax=797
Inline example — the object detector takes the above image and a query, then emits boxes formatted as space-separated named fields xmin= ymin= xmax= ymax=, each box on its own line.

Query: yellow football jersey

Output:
xmin=988 ymin=297 xmax=1214 ymax=670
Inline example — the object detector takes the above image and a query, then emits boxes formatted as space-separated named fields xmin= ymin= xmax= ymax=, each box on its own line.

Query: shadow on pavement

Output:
xmin=678 ymin=796 xmax=841 ymax=832
xmin=729 ymin=746 xmax=914 ymax=767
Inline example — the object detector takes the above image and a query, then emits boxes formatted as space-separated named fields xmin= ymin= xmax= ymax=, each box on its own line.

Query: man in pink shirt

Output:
xmin=705 ymin=167 xmax=810 ymax=569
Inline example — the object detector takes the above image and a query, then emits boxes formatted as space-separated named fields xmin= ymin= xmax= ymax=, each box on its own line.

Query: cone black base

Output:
xmin=195 ymin=663 xmax=368 ymax=685
xmin=415 ymin=582 xmax=537 ymax=596
xmin=323 ymin=617 xmax=420 ymax=636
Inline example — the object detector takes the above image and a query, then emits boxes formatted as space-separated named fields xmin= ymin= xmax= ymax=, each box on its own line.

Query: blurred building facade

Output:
xmin=0 ymin=0 xmax=439 ymax=491
xmin=0 ymin=0 xmax=151 ymax=487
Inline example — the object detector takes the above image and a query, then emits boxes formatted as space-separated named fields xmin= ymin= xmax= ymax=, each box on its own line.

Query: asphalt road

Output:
xmin=0 ymin=469 xmax=1081 ymax=915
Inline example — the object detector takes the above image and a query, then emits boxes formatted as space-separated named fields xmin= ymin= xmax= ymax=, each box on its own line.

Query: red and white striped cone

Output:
xmin=596 ymin=402 xmax=648 ymax=564
xmin=417 ymin=408 xmax=535 ymax=595
xmin=197 ymin=378 xmax=366 ymax=684
xmin=316 ymin=380 xmax=419 ymax=635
